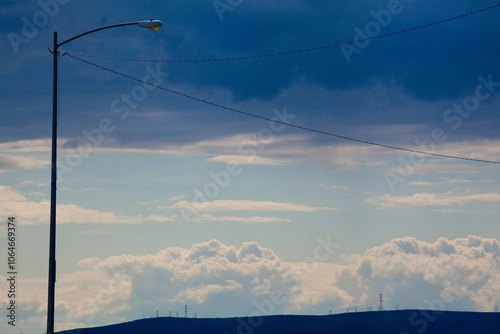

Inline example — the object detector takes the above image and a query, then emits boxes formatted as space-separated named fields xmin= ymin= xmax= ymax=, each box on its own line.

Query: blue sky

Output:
xmin=1 ymin=1 xmax=500 ymax=333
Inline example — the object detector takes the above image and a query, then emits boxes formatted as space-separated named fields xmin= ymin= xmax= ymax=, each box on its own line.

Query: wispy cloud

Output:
xmin=409 ymin=178 xmax=493 ymax=186
xmin=318 ymin=184 xmax=349 ymax=190
xmin=0 ymin=139 xmax=52 ymax=152
xmin=432 ymin=208 xmax=495 ymax=214
xmin=106 ymin=137 xmax=500 ymax=168
xmin=0 ymin=154 xmax=49 ymax=172
xmin=75 ymin=230 xmax=116 ymax=235
xmin=6 ymin=137 xmax=498 ymax=174
xmin=388 ymin=163 xmax=481 ymax=175
xmin=191 ymin=214 xmax=291 ymax=223
xmin=169 ymin=199 xmax=330 ymax=213
xmin=207 ymin=155 xmax=289 ymax=166
xmin=77 ymin=187 xmax=101 ymax=192
xmin=0 ymin=185 xmax=141 ymax=225
xmin=366 ymin=192 xmax=500 ymax=209
xmin=146 ymin=214 xmax=176 ymax=222
xmin=20 ymin=180 xmax=48 ymax=187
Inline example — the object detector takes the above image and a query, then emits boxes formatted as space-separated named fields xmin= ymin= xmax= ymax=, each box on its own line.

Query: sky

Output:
xmin=1 ymin=0 xmax=500 ymax=333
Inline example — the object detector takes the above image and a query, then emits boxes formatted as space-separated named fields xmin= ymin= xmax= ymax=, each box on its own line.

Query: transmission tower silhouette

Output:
xmin=378 ymin=293 xmax=384 ymax=311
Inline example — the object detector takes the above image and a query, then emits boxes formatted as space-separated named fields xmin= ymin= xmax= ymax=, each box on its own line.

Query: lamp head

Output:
xmin=138 ymin=19 xmax=162 ymax=31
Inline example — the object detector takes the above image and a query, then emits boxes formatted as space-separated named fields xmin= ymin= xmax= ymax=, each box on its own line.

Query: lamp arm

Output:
xmin=57 ymin=22 xmax=139 ymax=48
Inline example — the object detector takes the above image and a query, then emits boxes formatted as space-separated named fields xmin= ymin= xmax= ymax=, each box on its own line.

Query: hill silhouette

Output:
xmin=57 ymin=310 xmax=499 ymax=334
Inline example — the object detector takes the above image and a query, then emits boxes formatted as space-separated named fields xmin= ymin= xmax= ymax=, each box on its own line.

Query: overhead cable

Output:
xmin=65 ymin=53 xmax=500 ymax=165
xmin=63 ymin=3 xmax=500 ymax=63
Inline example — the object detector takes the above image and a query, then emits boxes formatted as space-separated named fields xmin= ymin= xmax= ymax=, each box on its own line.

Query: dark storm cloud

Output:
xmin=1 ymin=0 xmax=500 ymax=145
xmin=146 ymin=0 xmax=500 ymax=101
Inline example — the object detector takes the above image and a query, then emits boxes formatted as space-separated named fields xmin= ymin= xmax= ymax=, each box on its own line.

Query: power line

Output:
xmin=65 ymin=53 xmax=500 ymax=165
xmin=62 ymin=3 xmax=500 ymax=63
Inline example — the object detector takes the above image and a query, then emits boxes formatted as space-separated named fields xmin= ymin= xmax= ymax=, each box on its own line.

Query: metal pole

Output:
xmin=44 ymin=22 xmax=160 ymax=333
xmin=47 ymin=30 xmax=58 ymax=334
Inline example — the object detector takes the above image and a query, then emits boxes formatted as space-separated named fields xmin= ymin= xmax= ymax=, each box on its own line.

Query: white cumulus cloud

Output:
xmin=4 ymin=236 xmax=499 ymax=331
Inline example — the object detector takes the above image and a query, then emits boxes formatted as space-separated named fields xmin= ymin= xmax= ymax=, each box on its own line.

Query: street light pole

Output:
xmin=47 ymin=30 xmax=58 ymax=334
xmin=47 ymin=20 xmax=162 ymax=334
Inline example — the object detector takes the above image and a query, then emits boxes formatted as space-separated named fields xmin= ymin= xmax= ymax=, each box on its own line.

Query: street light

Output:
xmin=47 ymin=19 xmax=161 ymax=334
xmin=138 ymin=20 xmax=163 ymax=31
